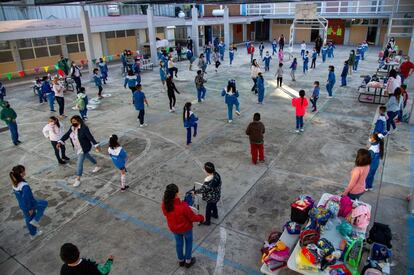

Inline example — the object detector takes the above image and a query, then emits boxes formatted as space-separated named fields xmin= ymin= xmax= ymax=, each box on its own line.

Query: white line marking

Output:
xmin=213 ymin=227 xmax=227 ymax=275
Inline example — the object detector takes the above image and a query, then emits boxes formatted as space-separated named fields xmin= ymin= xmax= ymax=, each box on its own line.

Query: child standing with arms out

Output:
xmin=246 ymin=113 xmax=265 ymax=164
xmin=221 ymin=80 xmax=240 ymax=123
xmin=259 ymin=42 xmax=265 ymax=58
xmin=340 ymin=61 xmax=349 ymax=87
xmin=300 ymin=41 xmax=306 ymax=58
xmin=303 ymin=51 xmax=309 ymax=74
xmin=75 ymin=87 xmax=89 ymax=120
xmin=60 ymin=243 xmax=114 ymax=274
xmin=310 ymin=48 xmax=317 ymax=69
xmin=326 ymin=65 xmax=336 ymax=98
xmin=365 ymin=133 xmax=384 ymax=191
xmin=159 ymin=61 xmax=167 ymax=89
xmin=133 ymin=84 xmax=149 ymax=128
xmin=290 ymin=58 xmax=297 ymax=81
xmin=256 ymin=72 xmax=265 ymax=104
xmin=92 ymin=68 xmax=103 ymax=99
xmin=321 ymin=44 xmax=328 ymax=63
xmin=262 ymin=51 xmax=272 ymax=72
xmin=98 ymin=58 xmax=108 ymax=84
xmin=183 ymin=102 xmax=198 ymax=146
xmin=292 ymin=90 xmax=308 ymax=133
xmin=310 ymin=81 xmax=320 ymax=112
xmin=108 ymin=134 xmax=129 ymax=192
xmin=275 ymin=63 xmax=284 ymax=87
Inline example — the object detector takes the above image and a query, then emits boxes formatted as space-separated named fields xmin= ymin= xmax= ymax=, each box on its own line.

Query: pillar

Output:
xmin=375 ymin=20 xmax=382 ymax=46
xmin=60 ymin=36 xmax=69 ymax=57
xmin=100 ymin=32 xmax=108 ymax=57
xmin=134 ymin=29 xmax=140 ymax=52
xmin=191 ymin=5 xmax=200 ymax=56
xmin=408 ymin=26 xmax=414 ymax=60
xmin=79 ymin=6 xmax=95 ymax=74
xmin=223 ymin=5 xmax=230 ymax=48
xmin=147 ymin=5 xmax=158 ymax=65
xmin=10 ymin=40 xmax=23 ymax=71
xmin=242 ymin=23 xmax=247 ymax=42
xmin=344 ymin=26 xmax=350 ymax=45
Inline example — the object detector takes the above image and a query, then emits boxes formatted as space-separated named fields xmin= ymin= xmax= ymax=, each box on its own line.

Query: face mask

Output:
xmin=72 ymin=123 xmax=79 ymax=128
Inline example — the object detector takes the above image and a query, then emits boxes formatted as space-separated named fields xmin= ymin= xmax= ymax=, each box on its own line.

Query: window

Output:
xmin=0 ymin=41 xmax=13 ymax=63
xmin=106 ymin=31 xmax=116 ymax=38
xmin=17 ymin=39 xmax=32 ymax=48
xmin=34 ymin=47 xmax=49 ymax=57
xmin=47 ymin=36 xmax=61 ymax=45
xmin=19 ymin=48 xmax=35 ymax=60
xmin=17 ymin=37 xmax=63 ymax=60
xmin=32 ymin=38 xmax=46 ymax=47
xmin=65 ymin=34 xmax=84 ymax=53
xmin=66 ymin=35 xmax=78 ymax=43
xmin=116 ymin=30 xmax=126 ymax=37
xmin=107 ymin=30 xmax=136 ymax=38
xmin=126 ymin=29 xmax=135 ymax=36
xmin=49 ymin=45 xmax=61 ymax=56
xmin=67 ymin=43 xmax=80 ymax=53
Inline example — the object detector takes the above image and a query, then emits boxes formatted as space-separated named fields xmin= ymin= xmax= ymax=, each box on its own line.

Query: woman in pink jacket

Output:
xmin=342 ymin=149 xmax=371 ymax=200
xmin=291 ymin=90 xmax=308 ymax=133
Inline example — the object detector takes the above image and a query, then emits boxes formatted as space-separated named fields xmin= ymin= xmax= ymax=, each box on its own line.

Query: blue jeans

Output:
xmin=341 ymin=76 xmax=347 ymax=86
xmin=206 ymin=52 xmax=211 ymax=64
xmin=37 ymin=90 xmax=47 ymax=103
xmin=272 ymin=46 xmax=277 ymax=55
xmin=386 ymin=111 xmax=397 ymax=131
xmin=300 ymin=50 xmax=305 ymax=58
xmin=186 ymin=124 xmax=198 ymax=145
xmin=365 ymin=152 xmax=380 ymax=189
xmin=353 ymin=61 xmax=359 ymax=71
xmin=174 ymin=230 xmax=193 ymax=261
xmin=326 ymin=83 xmax=334 ymax=96
xmin=310 ymin=97 xmax=318 ymax=110
xmin=47 ymin=93 xmax=55 ymax=111
xmin=197 ymin=87 xmax=206 ymax=102
xmin=220 ymin=51 xmax=224 ymax=61
xmin=76 ymin=152 xmax=97 ymax=177
xmin=227 ymin=102 xmax=240 ymax=121
xmin=258 ymin=89 xmax=264 ymax=103
xmin=24 ymin=199 xmax=48 ymax=236
xmin=296 ymin=116 xmax=304 ymax=129
xmin=229 ymin=54 xmax=234 ymax=65
xmin=303 ymin=63 xmax=308 ymax=73
xmin=322 ymin=53 xmax=326 ymax=63
xmin=79 ymin=108 xmax=88 ymax=119
xmin=7 ymin=121 xmax=19 ymax=145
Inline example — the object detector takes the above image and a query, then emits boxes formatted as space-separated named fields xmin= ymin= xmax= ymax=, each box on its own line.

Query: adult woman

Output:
xmin=250 ymin=59 xmax=261 ymax=93
xmin=342 ymin=149 xmax=371 ymax=200
xmin=42 ymin=116 xmax=69 ymax=164
xmin=10 ymin=165 xmax=48 ymax=239
xmin=57 ymin=115 xmax=101 ymax=187
xmin=166 ymin=76 xmax=180 ymax=112
xmin=161 ymin=183 xmax=204 ymax=268
xmin=70 ymin=61 xmax=82 ymax=92
xmin=385 ymin=87 xmax=402 ymax=132
xmin=385 ymin=69 xmax=401 ymax=96
xmin=52 ymin=77 xmax=65 ymax=117
xmin=194 ymin=162 xmax=222 ymax=226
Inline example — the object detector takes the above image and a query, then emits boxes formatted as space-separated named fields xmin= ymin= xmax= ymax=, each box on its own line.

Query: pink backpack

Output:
xmin=351 ymin=204 xmax=371 ymax=230
xmin=268 ymin=246 xmax=290 ymax=262
xmin=338 ymin=196 xmax=352 ymax=218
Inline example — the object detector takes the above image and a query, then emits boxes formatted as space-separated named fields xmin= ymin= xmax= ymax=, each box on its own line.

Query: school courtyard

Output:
xmin=0 ymin=42 xmax=412 ymax=274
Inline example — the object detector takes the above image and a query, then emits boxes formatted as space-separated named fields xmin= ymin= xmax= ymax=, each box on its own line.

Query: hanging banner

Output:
xmin=43 ymin=66 xmax=49 ymax=73
xmin=92 ymin=59 xmax=97 ymax=64
xmin=54 ymin=64 xmax=59 ymax=70
xmin=57 ymin=69 xmax=65 ymax=77
xmin=80 ymin=59 xmax=86 ymax=65
xmin=34 ymin=67 xmax=40 ymax=73
xmin=6 ymin=72 xmax=12 ymax=80
xmin=18 ymin=71 xmax=25 ymax=78
xmin=108 ymin=55 xmax=113 ymax=61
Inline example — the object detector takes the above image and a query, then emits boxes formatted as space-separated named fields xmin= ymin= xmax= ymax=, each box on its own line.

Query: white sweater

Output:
xmin=42 ymin=123 xmax=64 ymax=141
xmin=251 ymin=66 xmax=261 ymax=78
xmin=53 ymin=83 xmax=64 ymax=97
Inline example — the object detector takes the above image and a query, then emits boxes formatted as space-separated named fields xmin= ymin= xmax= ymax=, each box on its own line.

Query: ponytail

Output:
xmin=183 ymin=102 xmax=191 ymax=122
xmin=163 ymin=183 xmax=179 ymax=212
xmin=299 ymin=89 xmax=305 ymax=107
xmin=10 ymin=165 xmax=25 ymax=188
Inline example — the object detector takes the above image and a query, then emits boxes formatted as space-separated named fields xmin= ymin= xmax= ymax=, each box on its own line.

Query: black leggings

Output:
xmin=138 ymin=109 xmax=145 ymax=125
xmin=98 ymin=86 xmax=103 ymax=96
xmin=215 ymin=61 xmax=221 ymax=69
xmin=311 ymin=58 xmax=316 ymax=69
xmin=168 ymin=93 xmax=176 ymax=109
xmin=51 ymin=140 xmax=66 ymax=162
xmin=55 ymin=96 xmax=64 ymax=115
xmin=277 ymin=77 xmax=283 ymax=87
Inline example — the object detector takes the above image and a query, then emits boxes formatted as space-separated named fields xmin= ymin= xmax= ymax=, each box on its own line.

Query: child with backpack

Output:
xmin=310 ymin=81 xmax=320 ymax=112
xmin=342 ymin=148 xmax=371 ymax=200
xmin=183 ymin=102 xmax=198 ymax=146
xmin=365 ymin=133 xmax=384 ymax=191
xmin=262 ymin=51 xmax=272 ymax=72
xmin=221 ymin=79 xmax=240 ymax=123
xmin=340 ymin=61 xmax=349 ymax=87
xmin=291 ymin=90 xmax=308 ymax=133
xmin=303 ymin=51 xmax=309 ymax=74
xmin=289 ymin=58 xmax=297 ymax=81
xmin=275 ymin=63 xmax=283 ymax=87
xmin=98 ymin=58 xmax=108 ymax=84
xmin=75 ymin=87 xmax=89 ymax=120
xmin=108 ymin=134 xmax=129 ymax=192
xmin=92 ymin=68 xmax=103 ymax=99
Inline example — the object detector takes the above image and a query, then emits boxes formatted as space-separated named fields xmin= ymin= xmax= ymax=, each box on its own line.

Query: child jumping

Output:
xmin=92 ymin=68 xmax=103 ymax=99
xmin=108 ymin=134 xmax=129 ymax=192
xmin=290 ymin=58 xmax=297 ymax=81
xmin=183 ymin=102 xmax=198 ymax=146
xmin=221 ymin=79 xmax=240 ymax=123
xmin=310 ymin=81 xmax=320 ymax=112
xmin=292 ymin=89 xmax=308 ymax=133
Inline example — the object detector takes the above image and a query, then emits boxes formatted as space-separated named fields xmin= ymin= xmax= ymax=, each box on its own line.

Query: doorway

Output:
xmin=255 ymin=19 xmax=270 ymax=41
xmin=311 ymin=28 xmax=319 ymax=42
xmin=366 ymin=26 xmax=377 ymax=44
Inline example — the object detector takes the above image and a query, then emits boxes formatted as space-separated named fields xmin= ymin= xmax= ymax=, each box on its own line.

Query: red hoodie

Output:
xmin=162 ymin=197 xmax=204 ymax=234
xmin=292 ymin=97 xmax=309 ymax=116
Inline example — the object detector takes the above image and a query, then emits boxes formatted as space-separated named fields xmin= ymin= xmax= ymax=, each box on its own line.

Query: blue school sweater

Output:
xmin=256 ymin=77 xmax=264 ymax=92
xmin=312 ymin=86 xmax=320 ymax=98
xmin=303 ymin=56 xmax=309 ymax=65
xmin=341 ymin=64 xmax=349 ymax=77
xmin=328 ymin=71 xmax=336 ymax=85
xmin=263 ymin=56 xmax=272 ymax=66
xmin=13 ymin=182 xmax=36 ymax=214
xmin=98 ymin=62 xmax=108 ymax=73
xmin=93 ymin=74 xmax=102 ymax=87
xmin=221 ymin=89 xmax=239 ymax=105
xmin=124 ymin=75 xmax=138 ymax=88
xmin=108 ymin=146 xmax=127 ymax=169
xmin=133 ymin=91 xmax=146 ymax=110
xmin=312 ymin=52 xmax=317 ymax=59
xmin=373 ymin=115 xmax=387 ymax=136
xmin=183 ymin=111 xmax=198 ymax=128
xmin=159 ymin=67 xmax=167 ymax=81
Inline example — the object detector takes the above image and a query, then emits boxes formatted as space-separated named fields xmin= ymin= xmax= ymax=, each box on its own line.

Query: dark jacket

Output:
xmin=167 ymin=81 xmax=180 ymax=96
xmin=60 ymin=124 xmax=98 ymax=154
xmin=195 ymin=172 xmax=222 ymax=203
xmin=246 ymin=121 xmax=265 ymax=144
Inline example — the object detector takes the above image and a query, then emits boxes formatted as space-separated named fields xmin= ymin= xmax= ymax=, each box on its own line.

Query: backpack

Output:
xmin=309 ymin=206 xmax=332 ymax=226
xmin=339 ymin=196 xmax=353 ymax=218
xmin=75 ymin=97 xmax=86 ymax=111
xmin=300 ymin=229 xmax=320 ymax=247
xmin=371 ymin=243 xmax=391 ymax=261
xmin=344 ymin=238 xmax=364 ymax=271
xmin=367 ymin=222 xmax=392 ymax=248
xmin=351 ymin=204 xmax=371 ymax=230
xmin=361 ymin=259 xmax=383 ymax=275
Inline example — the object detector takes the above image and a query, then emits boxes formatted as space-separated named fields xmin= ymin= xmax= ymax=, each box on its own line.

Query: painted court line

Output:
xmin=56 ymin=182 xmax=261 ymax=275
xmin=213 ymin=227 xmax=227 ymax=275
xmin=408 ymin=123 xmax=414 ymax=274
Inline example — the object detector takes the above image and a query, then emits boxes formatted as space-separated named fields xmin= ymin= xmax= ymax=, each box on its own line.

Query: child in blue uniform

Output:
xmin=340 ymin=61 xmax=349 ymax=87
xmin=272 ymin=39 xmax=277 ymax=55
xmin=183 ymin=102 xmax=198 ymax=145
xmin=221 ymin=79 xmax=240 ymax=123
xmin=326 ymin=65 xmax=336 ymax=98
xmin=133 ymin=84 xmax=149 ymax=127
xmin=10 ymin=165 xmax=48 ymax=239
xmin=262 ymin=51 xmax=272 ymax=72
xmin=373 ymin=106 xmax=387 ymax=137
xmin=354 ymin=47 xmax=361 ymax=71
xmin=321 ymin=44 xmax=328 ymax=63
xmin=310 ymin=81 xmax=320 ymax=112
xmin=218 ymin=41 xmax=225 ymax=61
xmin=124 ymin=70 xmax=139 ymax=96
xmin=159 ymin=61 xmax=167 ymax=89
xmin=98 ymin=58 xmax=108 ymax=84
xmin=327 ymin=42 xmax=335 ymax=58
xmin=108 ymin=134 xmax=129 ymax=192
xmin=42 ymin=76 xmax=55 ymax=112
xmin=259 ymin=42 xmax=265 ymax=58
xmin=92 ymin=68 xmax=103 ymax=99
xmin=310 ymin=49 xmax=317 ymax=69
xmin=303 ymin=51 xmax=309 ymax=74
xmin=290 ymin=58 xmax=297 ymax=81
xmin=257 ymin=72 xmax=265 ymax=104
xmin=229 ymin=46 xmax=235 ymax=66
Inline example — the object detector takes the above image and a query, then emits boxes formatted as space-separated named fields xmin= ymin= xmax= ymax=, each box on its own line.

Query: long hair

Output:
xmin=371 ymin=134 xmax=384 ymax=159
xmin=10 ymin=165 xmax=25 ymax=188
xmin=394 ymin=87 xmax=402 ymax=102
xmin=355 ymin=148 xmax=371 ymax=166
xmin=299 ymin=89 xmax=305 ymax=107
xmin=183 ymin=102 xmax=191 ymax=122
xmin=227 ymin=80 xmax=236 ymax=93
xmin=109 ymin=134 xmax=120 ymax=149
xmin=163 ymin=183 xmax=179 ymax=212
xmin=49 ymin=116 xmax=60 ymax=128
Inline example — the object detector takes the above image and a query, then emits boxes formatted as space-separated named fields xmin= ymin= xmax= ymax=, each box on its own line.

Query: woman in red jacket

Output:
xmin=292 ymin=89 xmax=309 ymax=133
xmin=162 ymin=184 xmax=204 ymax=268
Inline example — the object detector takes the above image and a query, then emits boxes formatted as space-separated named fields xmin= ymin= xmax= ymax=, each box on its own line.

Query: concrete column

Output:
xmin=10 ymin=40 xmax=23 ymax=71
xmin=79 ymin=6 xmax=95 ymax=74
xmin=375 ymin=20 xmax=382 ymax=46
xmin=91 ymin=33 xmax=103 ymax=59
xmin=186 ymin=26 xmax=192 ymax=38
xmin=134 ymin=29 xmax=140 ymax=51
xmin=223 ymin=6 xmax=230 ymax=49
xmin=344 ymin=26 xmax=350 ymax=45
xmin=229 ymin=24 xmax=233 ymax=45
xmin=269 ymin=19 xmax=273 ymax=41
xmin=60 ymin=36 xmax=69 ymax=58
xmin=242 ymin=23 xmax=247 ymax=42
xmin=147 ymin=5 xmax=158 ymax=65
xmin=100 ymin=32 xmax=108 ymax=57
xmin=191 ymin=5 xmax=200 ymax=56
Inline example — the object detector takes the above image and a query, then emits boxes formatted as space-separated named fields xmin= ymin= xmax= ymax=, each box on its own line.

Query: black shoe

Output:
xmin=212 ymin=215 xmax=219 ymax=219
xmin=185 ymin=257 xmax=196 ymax=268
xmin=17 ymin=140 xmax=22 ymax=144
xmin=13 ymin=142 xmax=18 ymax=146
xmin=199 ymin=221 xmax=211 ymax=226
xmin=179 ymin=261 xmax=185 ymax=267
xmin=58 ymin=160 xmax=67 ymax=165
xmin=62 ymin=156 xmax=70 ymax=161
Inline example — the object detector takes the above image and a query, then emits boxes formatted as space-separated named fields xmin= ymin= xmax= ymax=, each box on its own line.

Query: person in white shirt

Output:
xmin=52 ymin=77 xmax=65 ymax=117
xmin=300 ymin=41 xmax=306 ymax=58
xmin=385 ymin=69 xmax=401 ymax=96
xmin=250 ymin=59 xmax=261 ymax=94
xmin=42 ymin=116 xmax=69 ymax=164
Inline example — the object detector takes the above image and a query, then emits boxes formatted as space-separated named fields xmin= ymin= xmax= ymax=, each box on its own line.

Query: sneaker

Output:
xmin=169 ymin=109 xmax=173 ymax=113
xmin=365 ymin=188 xmax=373 ymax=191
xmin=139 ymin=124 xmax=148 ymax=128
xmin=58 ymin=160 xmax=67 ymax=165
xmin=295 ymin=129 xmax=300 ymax=133
xmin=228 ymin=120 xmax=232 ymax=123
xmin=17 ymin=140 xmax=22 ymax=144
xmin=300 ymin=128 xmax=304 ymax=132
xmin=185 ymin=257 xmax=196 ymax=268
xmin=83 ymin=117 xmax=88 ymax=121
xmin=62 ymin=156 xmax=70 ymax=161
xmin=328 ymin=96 xmax=333 ymax=98
xmin=73 ymin=179 xmax=81 ymax=187
xmin=179 ymin=261 xmax=185 ymax=267
xmin=30 ymin=230 xmax=43 ymax=240
xmin=29 ymin=220 xmax=40 ymax=228
xmin=92 ymin=166 xmax=102 ymax=173
xmin=201 ymin=99 xmax=204 ymax=102
xmin=212 ymin=215 xmax=219 ymax=219
xmin=172 ymin=107 xmax=176 ymax=111
xmin=199 ymin=221 xmax=211 ymax=226
xmin=235 ymin=111 xmax=241 ymax=116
